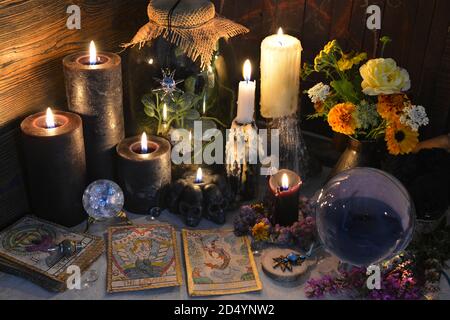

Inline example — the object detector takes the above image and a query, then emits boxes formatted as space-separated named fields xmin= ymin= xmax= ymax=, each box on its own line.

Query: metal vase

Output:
xmin=329 ymin=138 xmax=383 ymax=179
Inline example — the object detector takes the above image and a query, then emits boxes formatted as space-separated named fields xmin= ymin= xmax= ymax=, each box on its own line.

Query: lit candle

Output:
xmin=181 ymin=166 xmax=215 ymax=188
xmin=280 ymin=173 xmax=290 ymax=192
xmin=202 ymin=95 xmax=207 ymax=115
xmin=195 ymin=167 xmax=203 ymax=184
xmin=164 ymin=103 xmax=168 ymax=121
xmin=116 ymin=134 xmax=171 ymax=214
xmin=140 ymin=132 xmax=148 ymax=154
xmin=45 ymin=108 xmax=56 ymax=129
xmin=63 ymin=40 xmax=124 ymax=181
xmin=20 ymin=109 xmax=87 ymax=227
xmin=260 ymin=28 xmax=302 ymax=119
xmin=236 ymin=59 xmax=256 ymax=124
xmin=269 ymin=169 xmax=302 ymax=226
xmin=89 ymin=40 xmax=97 ymax=65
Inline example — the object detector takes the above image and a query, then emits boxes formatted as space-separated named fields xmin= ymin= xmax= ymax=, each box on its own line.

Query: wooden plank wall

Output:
xmin=0 ymin=0 xmax=449 ymax=226
xmin=0 ymin=0 xmax=148 ymax=227
xmin=213 ymin=0 xmax=450 ymax=137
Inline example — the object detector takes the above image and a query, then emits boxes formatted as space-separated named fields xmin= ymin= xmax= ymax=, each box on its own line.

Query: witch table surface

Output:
xmin=0 ymin=168 xmax=449 ymax=300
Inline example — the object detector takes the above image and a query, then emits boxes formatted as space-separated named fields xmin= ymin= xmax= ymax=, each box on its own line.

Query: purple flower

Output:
xmin=233 ymin=205 xmax=259 ymax=236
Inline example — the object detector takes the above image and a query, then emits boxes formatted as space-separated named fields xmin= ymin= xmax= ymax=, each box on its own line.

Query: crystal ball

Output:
xmin=82 ymin=180 xmax=124 ymax=220
xmin=316 ymin=168 xmax=415 ymax=266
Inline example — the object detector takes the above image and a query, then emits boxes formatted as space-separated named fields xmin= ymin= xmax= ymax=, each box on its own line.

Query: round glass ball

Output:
xmin=315 ymin=168 xmax=415 ymax=267
xmin=82 ymin=180 xmax=124 ymax=220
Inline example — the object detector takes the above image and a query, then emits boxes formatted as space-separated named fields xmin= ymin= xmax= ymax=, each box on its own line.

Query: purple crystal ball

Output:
xmin=316 ymin=168 xmax=415 ymax=266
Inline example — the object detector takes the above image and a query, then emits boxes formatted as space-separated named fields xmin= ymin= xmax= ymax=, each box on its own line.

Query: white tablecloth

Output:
xmin=1 ymin=168 xmax=449 ymax=300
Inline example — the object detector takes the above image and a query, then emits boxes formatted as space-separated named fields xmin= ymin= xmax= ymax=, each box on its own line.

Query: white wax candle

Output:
xmin=260 ymin=28 xmax=303 ymax=119
xmin=236 ymin=59 xmax=256 ymax=124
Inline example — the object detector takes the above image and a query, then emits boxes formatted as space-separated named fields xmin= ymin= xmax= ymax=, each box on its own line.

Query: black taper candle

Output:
xmin=63 ymin=49 xmax=125 ymax=181
xmin=21 ymin=111 xmax=87 ymax=227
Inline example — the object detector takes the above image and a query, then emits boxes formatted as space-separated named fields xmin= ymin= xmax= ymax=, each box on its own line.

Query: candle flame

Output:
xmin=281 ymin=173 xmax=289 ymax=190
xmin=202 ymin=95 xmax=207 ymax=114
xmin=243 ymin=59 xmax=252 ymax=82
xmin=45 ymin=108 xmax=56 ymax=129
xmin=163 ymin=103 xmax=168 ymax=122
xmin=277 ymin=28 xmax=284 ymax=46
xmin=89 ymin=41 xmax=97 ymax=65
xmin=196 ymin=168 xmax=203 ymax=183
xmin=141 ymin=132 xmax=148 ymax=153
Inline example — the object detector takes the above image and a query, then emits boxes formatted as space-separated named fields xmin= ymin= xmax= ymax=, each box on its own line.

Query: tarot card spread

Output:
xmin=182 ymin=229 xmax=262 ymax=296
xmin=107 ymin=225 xmax=182 ymax=293
xmin=0 ymin=216 xmax=103 ymax=291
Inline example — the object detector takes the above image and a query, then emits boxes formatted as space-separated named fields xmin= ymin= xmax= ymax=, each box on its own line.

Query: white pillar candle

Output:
xmin=236 ymin=59 xmax=256 ymax=124
xmin=260 ymin=28 xmax=303 ymax=119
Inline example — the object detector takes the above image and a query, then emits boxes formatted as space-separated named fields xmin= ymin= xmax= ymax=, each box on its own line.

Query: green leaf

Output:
xmin=144 ymin=106 xmax=155 ymax=118
xmin=330 ymin=80 xmax=359 ymax=104
xmin=184 ymin=109 xmax=201 ymax=120
xmin=141 ymin=94 xmax=155 ymax=108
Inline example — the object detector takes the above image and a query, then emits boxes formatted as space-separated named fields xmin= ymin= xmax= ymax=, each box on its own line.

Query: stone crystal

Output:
xmin=82 ymin=180 xmax=124 ymax=220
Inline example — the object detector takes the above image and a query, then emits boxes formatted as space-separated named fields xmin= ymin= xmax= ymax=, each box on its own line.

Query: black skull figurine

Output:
xmin=212 ymin=174 xmax=235 ymax=209
xmin=163 ymin=179 xmax=188 ymax=214
xmin=178 ymin=184 xmax=203 ymax=227
xmin=203 ymin=184 xmax=227 ymax=225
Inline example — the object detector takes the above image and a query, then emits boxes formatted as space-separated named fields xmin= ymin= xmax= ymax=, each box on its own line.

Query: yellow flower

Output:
xmin=314 ymin=51 xmax=327 ymax=71
xmin=385 ymin=121 xmax=419 ymax=155
xmin=377 ymin=94 xmax=410 ymax=121
xmin=337 ymin=58 xmax=354 ymax=71
xmin=360 ymin=58 xmax=411 ymax=96
xmin=337 ymin=52 xmax=367 ymax=72
xmin=352 ymin=52 xmax=367 ymax=65
xmin=327 ymin=103 xmax=358 ymax=135
xmin=324 ymin=40 xmax=338 ymax=54
xmin=251 ymin=222 xmax=270 ymax=242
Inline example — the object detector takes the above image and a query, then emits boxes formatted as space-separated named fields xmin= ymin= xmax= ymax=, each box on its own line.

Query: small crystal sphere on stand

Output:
xmin=82 ymin=180 xmax=126 ymax=231
xmin=81 ymin=180 xmax=126 ymax=288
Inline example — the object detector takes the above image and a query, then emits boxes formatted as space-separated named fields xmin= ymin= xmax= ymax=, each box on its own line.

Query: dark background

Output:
xmin=0 ymin=0 xmax=449 ymax=227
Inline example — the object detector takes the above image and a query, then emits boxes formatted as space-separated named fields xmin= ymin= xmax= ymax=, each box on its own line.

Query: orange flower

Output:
xmin=385 ymin=121 xmax=419 ymax=155
xmin=377 ymin=94 xmax=409 ymax=121
xmin=327 ymin=103 xmax=358 ymax=135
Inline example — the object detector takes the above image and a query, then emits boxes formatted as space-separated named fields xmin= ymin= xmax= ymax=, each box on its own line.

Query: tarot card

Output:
xmin=0 ymin=216 xmax=104 ymax=292
xmin=107 ymin=224 xmax=182 ymax=293
xmin=182 ymin=229 xmax=262 ymax=296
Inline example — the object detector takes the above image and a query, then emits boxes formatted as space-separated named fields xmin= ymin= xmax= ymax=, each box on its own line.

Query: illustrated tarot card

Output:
xmin=182 ymin=229 xmax=262 ymax=296
xmin=107 ymin=224 xmax=182 ymax=293
xmin=0 ymin=216 xmax=104 ymax=291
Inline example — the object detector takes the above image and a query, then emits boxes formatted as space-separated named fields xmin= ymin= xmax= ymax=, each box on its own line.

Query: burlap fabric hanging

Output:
xmin=123 ymin=0 xmax=249 ymax=70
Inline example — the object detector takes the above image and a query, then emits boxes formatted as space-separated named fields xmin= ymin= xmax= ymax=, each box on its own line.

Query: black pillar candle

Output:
xmin=63 ymin=43 xmax=124 ymax=181
xmin=116 ymin=134 xmax=171 ymax=214
xmin=268 ymin=169 xmax=302 ymax=227
xmin=20 ymin=110 xmax=87 ymax=227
